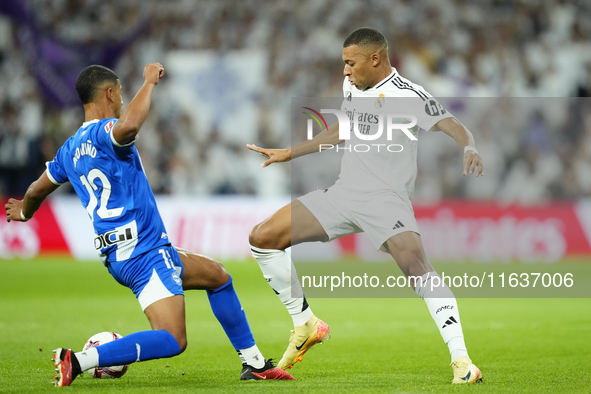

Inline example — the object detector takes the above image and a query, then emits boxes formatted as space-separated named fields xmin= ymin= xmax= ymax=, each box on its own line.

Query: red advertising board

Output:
xmin=0 ymin=201 xmax=70 ymax=258
xmin=2 ymin=197 xmax=591 ymax=262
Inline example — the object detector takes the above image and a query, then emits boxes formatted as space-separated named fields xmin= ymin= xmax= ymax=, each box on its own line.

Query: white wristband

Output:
xmin=20 ymin=210 xmax=31 ymax=221
xmin=464 ymin=146 xmax=478 ymax=155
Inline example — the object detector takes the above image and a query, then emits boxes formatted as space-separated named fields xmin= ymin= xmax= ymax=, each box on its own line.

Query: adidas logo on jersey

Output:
xmin=441 ymin=316 xmax=458 ymax=329
xmin=393 ymin=221 xmax=405 ymax=229
xmin=161 ymin=232 xmax=168 ymax=239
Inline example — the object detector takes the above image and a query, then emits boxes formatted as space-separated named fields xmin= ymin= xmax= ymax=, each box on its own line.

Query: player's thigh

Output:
xmin=384 ymin=231 xmax=434 ymax=279
xmin=249 ymin=200 xmax=328 ymax=249
xmin=107 ymin=246 xmax=188 ymax=349
xmin=345 ymin=191 xmax=432 ymax=278
xmin=291 ymin=199 xmax=330 ymax=245
xmin=107 ymin=245 xmax=184 ymax=311
xmin=176 ymin=247 xmax=230 ymax=290
xmin=144 ymin=294 xmax=187 ymax=351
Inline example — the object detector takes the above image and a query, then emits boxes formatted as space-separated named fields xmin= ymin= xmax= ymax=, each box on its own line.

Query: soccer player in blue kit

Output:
xmin=4 ymin=63 xmax=294 ymax=386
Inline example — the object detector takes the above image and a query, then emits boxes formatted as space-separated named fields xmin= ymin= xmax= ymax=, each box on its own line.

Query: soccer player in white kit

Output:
xmin=247 ymin=28 xmax=484 ymax=384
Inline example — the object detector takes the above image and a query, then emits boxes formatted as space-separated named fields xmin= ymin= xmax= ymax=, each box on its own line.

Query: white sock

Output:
xmin=238 ymin=344 xmax=265 ymax=368
xmin=415 ymin=272 xmax=469 ymax=362
xmin=250 ymin=245 xmax=313 ymax=326
xmin=75 ymin=347 xmax=99 ymax=371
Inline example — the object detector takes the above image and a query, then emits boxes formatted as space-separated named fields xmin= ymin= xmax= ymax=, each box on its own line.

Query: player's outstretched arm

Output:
xmin=247 ymin=121 xmax=342 ymax=167
xmin=112 ymin=63 xmax=164 ymax=145
xmin=5 ymin=171 xmax=60 ymax=222
xmin=436 ymin=117 xmax=484 ymax=177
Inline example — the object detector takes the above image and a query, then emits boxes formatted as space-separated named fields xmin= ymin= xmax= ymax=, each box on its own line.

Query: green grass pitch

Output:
xmin=1 ymin=257 xmax=590 ymax=393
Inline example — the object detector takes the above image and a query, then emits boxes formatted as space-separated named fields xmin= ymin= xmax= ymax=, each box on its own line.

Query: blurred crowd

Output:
xmin=1 ymin=0 xmax=590 ymax=203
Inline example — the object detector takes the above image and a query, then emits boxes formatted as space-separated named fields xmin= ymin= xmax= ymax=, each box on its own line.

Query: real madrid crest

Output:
xmin=375 ymin=93 xmax=385 ymax=108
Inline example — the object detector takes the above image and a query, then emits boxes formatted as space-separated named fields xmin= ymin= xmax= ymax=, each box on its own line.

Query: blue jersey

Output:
xmin=46 ymin=118 xmax=170 ymax=263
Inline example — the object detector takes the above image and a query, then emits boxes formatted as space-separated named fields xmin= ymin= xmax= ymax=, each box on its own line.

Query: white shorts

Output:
xmin=298 ymin=186 xmax=420 ymax=252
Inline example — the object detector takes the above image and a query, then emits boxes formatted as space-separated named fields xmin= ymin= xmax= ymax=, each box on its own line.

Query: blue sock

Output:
xmin=96 ymin=330 xmax=181 ymax=367
xmin=207 ymin=275 xmax=255 ymax=350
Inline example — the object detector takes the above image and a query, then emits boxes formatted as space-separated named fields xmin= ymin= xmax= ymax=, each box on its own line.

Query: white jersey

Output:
xmin=336 ymin=68 xmax=452 ymax=207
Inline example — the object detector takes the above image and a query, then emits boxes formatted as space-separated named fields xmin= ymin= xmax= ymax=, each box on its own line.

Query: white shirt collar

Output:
xmin=368 ymin=68 xmax=398 ymax=91
xmin=82 ymin=119 xmax=100 ymax=127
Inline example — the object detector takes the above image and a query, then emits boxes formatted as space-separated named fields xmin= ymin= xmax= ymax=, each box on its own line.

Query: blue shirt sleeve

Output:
xmin=45 ymin=143 xmax=69 ymax=185
xmin=96 ymin=118 xmax=137 ymax=151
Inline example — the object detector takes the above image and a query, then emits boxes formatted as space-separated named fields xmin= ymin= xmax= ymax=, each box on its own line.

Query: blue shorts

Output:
xmin=107 ymin=245 xmax=185 ymax=311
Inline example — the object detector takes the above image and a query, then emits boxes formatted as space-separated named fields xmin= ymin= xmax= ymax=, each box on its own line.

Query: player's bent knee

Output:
xmin=163 ymin=330 xmax=188 ymax=353
xmin=249 ymin=222 xmax=282 ymax=250
xmin=248 ymin=223 xmax=264 ymax=248
xmin=179 ymin=250 xmax=231 ymax=290
xmin=201 ymin=256 xmax=230 ymax=287
xmin=212 ymin=264 xmax=230 ymax=289
xmin=197 ymin=258 xmax=229 ymax=290
xmin=176 ymin=336 xmax=188 ymax=353
xmin=198 ymin=257 xmax=230 ymax=290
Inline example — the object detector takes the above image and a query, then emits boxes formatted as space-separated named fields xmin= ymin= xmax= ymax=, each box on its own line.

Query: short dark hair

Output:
xmin=343 ymin=27 xmax=388 ymax=50
xmin=75 ymin=65 xmax=119 ymax=105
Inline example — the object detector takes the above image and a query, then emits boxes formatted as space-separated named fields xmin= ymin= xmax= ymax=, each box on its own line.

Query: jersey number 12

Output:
xmin=80 ymin=168 xmax=124 ymax=222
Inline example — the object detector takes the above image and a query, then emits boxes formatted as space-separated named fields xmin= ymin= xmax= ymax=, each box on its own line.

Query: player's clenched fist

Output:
xmin=143 ymin=63 xmax=164 ymax=85
xmin=4 ymin=198 xmax=25 ymax=222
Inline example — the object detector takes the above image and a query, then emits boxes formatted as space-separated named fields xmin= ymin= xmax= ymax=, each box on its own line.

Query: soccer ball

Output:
xmin=82 ymin=332 xmax=129 ymax=378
